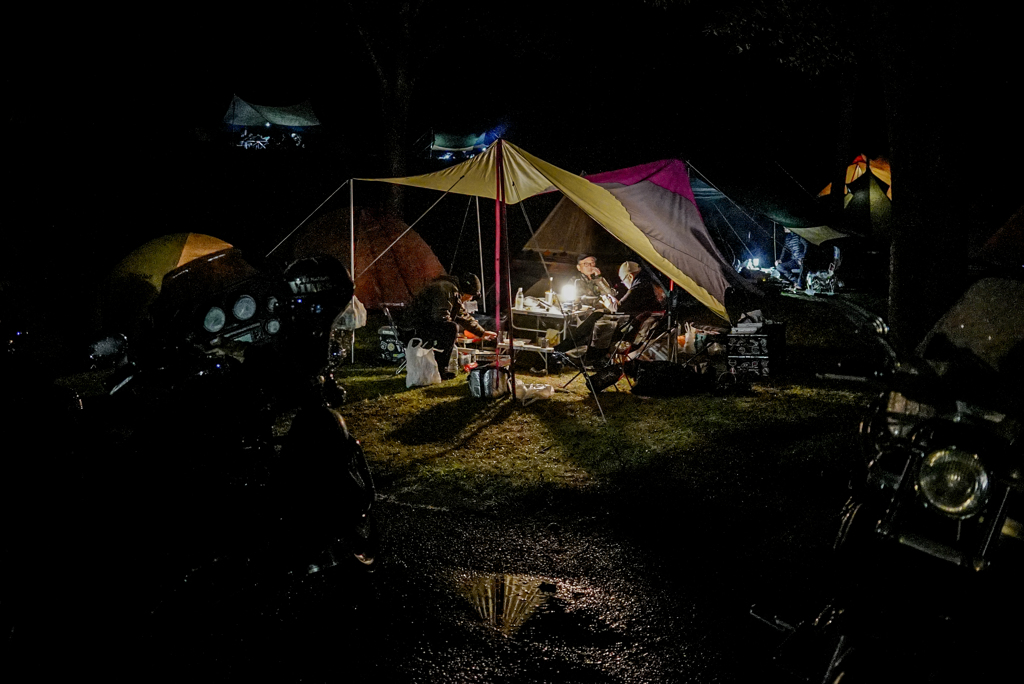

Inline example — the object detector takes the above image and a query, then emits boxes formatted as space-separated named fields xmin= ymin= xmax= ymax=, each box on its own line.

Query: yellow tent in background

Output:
xmin=819 ymin=155 xmax=892 ymax=200
xmin=110 ymin=233 xmax=234 ymax=293
xmin=101 ymin=233 xmax=234 ymax=336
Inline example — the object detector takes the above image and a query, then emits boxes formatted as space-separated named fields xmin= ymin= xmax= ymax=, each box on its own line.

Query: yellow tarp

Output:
xmin=786 ymin=225 xmax=848 ymax=246
xmin=360 ymin=141 xmax=729 ymax=321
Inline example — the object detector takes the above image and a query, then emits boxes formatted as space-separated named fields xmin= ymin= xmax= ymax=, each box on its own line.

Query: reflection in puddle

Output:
xmin=458 ymin=573 xmax=556 ymax=636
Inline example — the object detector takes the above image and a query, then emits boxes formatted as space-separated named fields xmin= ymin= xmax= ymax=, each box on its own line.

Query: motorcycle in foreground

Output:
xmin=3 ymin=247 xmax=378 ymax=673
xmin=110 ymin=247 xmax=378 ymax=576
xmin=766 ymin=275 xmax=1024 ymax=683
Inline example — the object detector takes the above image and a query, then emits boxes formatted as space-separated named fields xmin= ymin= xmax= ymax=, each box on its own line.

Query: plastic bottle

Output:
xmin=515 ymin=287 xmax=524 ymax=309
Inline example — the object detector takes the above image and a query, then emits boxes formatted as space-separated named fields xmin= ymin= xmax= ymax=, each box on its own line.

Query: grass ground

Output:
xmin=336 ymin=291 xmax=881 ymax=519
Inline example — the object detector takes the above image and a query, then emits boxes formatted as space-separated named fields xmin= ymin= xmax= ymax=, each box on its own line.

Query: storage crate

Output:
xmin=726 ymin=322 xmax=785 ymax=378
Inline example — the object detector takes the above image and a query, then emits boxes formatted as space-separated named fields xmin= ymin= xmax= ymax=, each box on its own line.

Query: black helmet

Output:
xmin=458 ymin=273 xmax=481 ymax=297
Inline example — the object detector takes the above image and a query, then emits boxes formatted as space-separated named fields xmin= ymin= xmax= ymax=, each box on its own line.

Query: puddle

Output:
xmin=456 ymin=572 xmax=557 ymax=636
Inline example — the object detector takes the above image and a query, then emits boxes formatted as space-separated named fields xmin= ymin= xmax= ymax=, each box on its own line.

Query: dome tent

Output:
xmin=101 ymin=233 xmax=234 ymax=336
xmin=288 ymin=207 xmax=447 ymax=311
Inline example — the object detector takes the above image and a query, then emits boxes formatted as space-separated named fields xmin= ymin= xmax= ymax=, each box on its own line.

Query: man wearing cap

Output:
xmin=407 ymin=273 xmax=496 ymax=379
xmin=617 ymin=261 xmax=663 ymax=314
xmin=574 ymin=254 xmax=617 ymax=310
xmin=553 ymin=255 xmax=618 ymax=359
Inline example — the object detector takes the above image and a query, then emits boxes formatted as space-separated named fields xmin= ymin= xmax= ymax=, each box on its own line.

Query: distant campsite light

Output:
xmin=265 ymin=122 xmax=271 ymax=127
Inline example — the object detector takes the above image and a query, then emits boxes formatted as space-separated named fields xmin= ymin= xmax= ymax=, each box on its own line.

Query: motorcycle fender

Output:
xmin=282 ymin=405 xmax=375 ymax=515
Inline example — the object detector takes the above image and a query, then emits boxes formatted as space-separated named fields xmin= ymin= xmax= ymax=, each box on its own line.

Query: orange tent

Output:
xmin=289 ymin=208 xmax=446 ymax=310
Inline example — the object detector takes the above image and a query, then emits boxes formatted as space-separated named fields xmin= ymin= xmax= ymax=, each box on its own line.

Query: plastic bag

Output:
xmin=514 ymin=379 xmax=554 ymax=405
xmin=337 ymin=296 xmax=368 ymax=330
xmin=682 ymin=322 xmax=697 ymax=355
xmin=405 ymin=338 xmax=441 ymax=388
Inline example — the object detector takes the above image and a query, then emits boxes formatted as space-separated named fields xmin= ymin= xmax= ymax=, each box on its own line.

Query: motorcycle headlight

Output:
xmin=203 ymin=306 xmax=226 ymax=333
xmin=916 ymin=448 xmax=989 ymax=518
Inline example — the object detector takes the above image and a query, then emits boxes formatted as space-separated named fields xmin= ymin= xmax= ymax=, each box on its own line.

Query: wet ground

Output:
xmin=4 ymin=291 xmax=884 ymax=683
xmin=96 ymin=428 xmax=855 ymax=684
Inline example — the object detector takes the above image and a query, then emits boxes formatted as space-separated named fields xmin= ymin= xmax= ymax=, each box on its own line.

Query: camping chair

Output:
xmin=804 ymin=245 xmax=843 ymax=295
xmin=617 ymin=312 xmax=671 ymax=385
xmin=553 ymin=315 xmax=631 ymax=424
xmin=560 ymin=313 xmax=638 ymax=392
xmin=382 ymin=305 xmax=410 ymax=375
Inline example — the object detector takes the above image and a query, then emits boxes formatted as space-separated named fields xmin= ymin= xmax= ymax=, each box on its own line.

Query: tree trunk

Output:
xmin=829 ymin=68 xmax=855 ymax=221
xmin=381 ymin=80 xmax=410 ymax=219
xmin=877 ymin=9 xmax=968 ymax=356
xmin=380 ymin=5 xmax=414 ymax=221
xmin=354 ymin=1 xmax=417 ymax=221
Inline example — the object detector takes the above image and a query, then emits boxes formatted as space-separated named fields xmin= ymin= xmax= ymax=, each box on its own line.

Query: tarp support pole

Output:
xmin=476 ymin=196 xmax=486 ymax=314
xmin=350 ymin=179 xmax=356 ymax=364
xmin=494 ymin=141 xmax=516 ymax=394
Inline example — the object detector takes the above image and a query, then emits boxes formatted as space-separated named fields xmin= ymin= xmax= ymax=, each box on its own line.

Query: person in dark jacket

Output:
xmin=573 ymin=254 xmax=617 ymax=311
xmin=554 ymin=254 xmax=617 ymax=356
xmin=617 ymin=261 xmax=663 ymax=313
xmin=775 ymin=228 xmax=808 ymax=288
xmin=406 ymin=273 xmax=495 ymax=379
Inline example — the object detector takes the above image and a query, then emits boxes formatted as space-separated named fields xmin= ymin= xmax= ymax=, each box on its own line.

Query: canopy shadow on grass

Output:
xmin=387 ymin=392 xmax=519 ymax=447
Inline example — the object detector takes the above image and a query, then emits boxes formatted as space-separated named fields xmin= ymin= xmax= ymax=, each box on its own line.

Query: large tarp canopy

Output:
xmin=222 ymin=94 xmax=320 ymax=128
xmin=361 ymin=142 xmax=736 ymax=321
xmin=523 ymin=160 xmax=754 ymax=320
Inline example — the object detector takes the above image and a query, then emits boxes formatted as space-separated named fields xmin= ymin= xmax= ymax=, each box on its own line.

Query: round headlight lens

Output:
xmin=203 ymin=307 xmax=226 ymax=333
xmin=917 ymin=448 xmax=989 ymax=517
xmin=233 ymin=295 xmax=257 ymax=320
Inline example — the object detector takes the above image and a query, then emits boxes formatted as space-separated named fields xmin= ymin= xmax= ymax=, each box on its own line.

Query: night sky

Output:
xmin=8 ymin=3 xmax=1023 ymax=311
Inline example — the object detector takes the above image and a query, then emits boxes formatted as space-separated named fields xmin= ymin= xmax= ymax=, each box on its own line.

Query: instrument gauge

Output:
xmin=233 ymin=295 xmax=257 ymax=321
xmin=203 ymin=307 xmax=226 ymax=333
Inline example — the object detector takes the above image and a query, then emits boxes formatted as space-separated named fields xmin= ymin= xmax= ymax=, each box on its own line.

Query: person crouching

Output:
xmin=406 ymin=273 xmax=496 ymax=379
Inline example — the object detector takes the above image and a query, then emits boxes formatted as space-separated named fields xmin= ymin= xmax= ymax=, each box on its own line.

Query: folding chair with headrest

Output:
xmin=382 ymin=305 xmax=411 ymax=375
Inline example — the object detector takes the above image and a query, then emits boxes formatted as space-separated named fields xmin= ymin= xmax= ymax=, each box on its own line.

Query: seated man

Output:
xmin=406 ymin=273 xmax=496 ymax=379
xmin=555 ymin=254 xmax=618 ymax=359
xmin=574 ymin=254 xmax=618 ymax=312
xmin=617 ymin=261 xmax=664 ymax=314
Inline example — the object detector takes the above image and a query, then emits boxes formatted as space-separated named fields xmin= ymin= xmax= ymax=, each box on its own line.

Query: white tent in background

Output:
xmin=222 ymin=94 xmax=320 ymax=128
